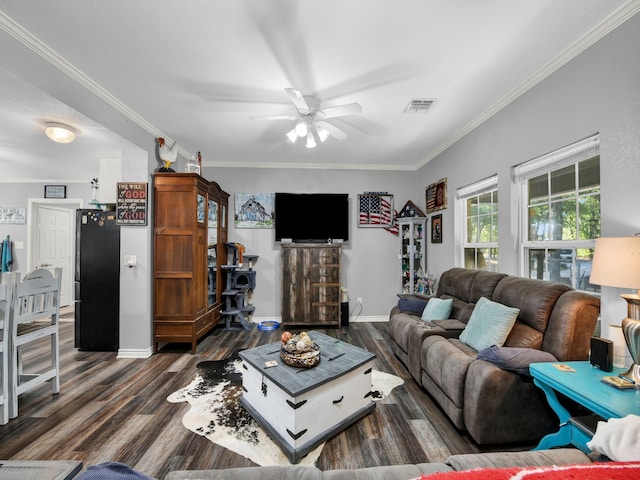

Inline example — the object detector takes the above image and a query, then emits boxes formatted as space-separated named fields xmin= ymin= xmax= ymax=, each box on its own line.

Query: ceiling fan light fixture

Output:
xmin=295 ymin=121 xmax=308 ymax=137
xmin=317 ymin=126 xmax=330 ymax=143
xmin=306 ymin=132 xmax=317 ymax=149
xmin=286 ymin=128 xmax=298 ymax=143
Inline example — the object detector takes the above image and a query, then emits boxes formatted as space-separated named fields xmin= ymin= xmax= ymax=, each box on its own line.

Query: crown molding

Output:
xmin=0 ymin=178 xmax=89 ymax=184
xmin=205 ymin=161 xmax=415 ymax=171
xmin=416 ymin=0 xmax=640 ymax=170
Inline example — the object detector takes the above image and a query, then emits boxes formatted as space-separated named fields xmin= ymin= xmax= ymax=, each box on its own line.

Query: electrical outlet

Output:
xmin=357 ymin=297 xmax=363 ymax=305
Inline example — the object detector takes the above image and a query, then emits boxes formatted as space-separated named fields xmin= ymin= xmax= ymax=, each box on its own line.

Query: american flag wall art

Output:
xmin=358 ymin=193 xmax=394 ymax=228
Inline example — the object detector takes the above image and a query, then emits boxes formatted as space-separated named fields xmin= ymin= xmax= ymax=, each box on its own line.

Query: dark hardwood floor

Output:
xmin=0 ymin=318 xmax=532 ymax=478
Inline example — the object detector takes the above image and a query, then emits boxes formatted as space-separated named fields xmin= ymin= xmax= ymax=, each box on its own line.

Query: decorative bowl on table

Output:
xmin=280 ymin=331 xmax=321 ymax=369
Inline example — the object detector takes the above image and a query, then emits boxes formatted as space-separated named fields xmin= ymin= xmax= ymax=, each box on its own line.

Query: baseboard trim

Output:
xmin=250 ymin=316 xmax=389 ymax=324
xmin=351 ymin=315 xmax=388 ymax=323
xmin=117 ymin=347 xmax=153 ymax=359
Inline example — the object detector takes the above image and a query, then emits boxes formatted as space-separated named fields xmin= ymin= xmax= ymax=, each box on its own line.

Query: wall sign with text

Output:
xmin=116 ymin=182 xmax=148 ymax=225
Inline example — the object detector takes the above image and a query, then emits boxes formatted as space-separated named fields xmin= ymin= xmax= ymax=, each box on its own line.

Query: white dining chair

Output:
xmin=0 ymin=271 xmax=14 ymax=425
xmin=8 ymin=268 xmax=61 ymax=419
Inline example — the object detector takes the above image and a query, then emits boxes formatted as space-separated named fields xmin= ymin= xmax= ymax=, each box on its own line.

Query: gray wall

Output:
xmin=0 ymin=182 xmax=88 ymax=272
xmin=0 ymin=147 xmax=154 ymax=356
xmin=416 ymin=12 xmax=640 ymax=339
xmin=203 ymin=167 xmax=412 ymax=321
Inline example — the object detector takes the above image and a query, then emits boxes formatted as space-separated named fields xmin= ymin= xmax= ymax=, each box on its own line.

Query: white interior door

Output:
xmin=35 ymin=204 xmax=74 ymax=306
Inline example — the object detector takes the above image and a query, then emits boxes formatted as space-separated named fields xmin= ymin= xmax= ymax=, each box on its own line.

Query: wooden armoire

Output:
xmin=153 ymin=173 xmax=229 ymax=353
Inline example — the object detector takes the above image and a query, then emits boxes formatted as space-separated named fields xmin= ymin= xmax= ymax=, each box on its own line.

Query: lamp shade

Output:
xmin=590 ymin=236 xmax=640 ymax=290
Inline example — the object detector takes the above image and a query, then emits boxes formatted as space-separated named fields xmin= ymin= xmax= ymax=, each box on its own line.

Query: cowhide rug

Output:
xmin=167 ymin=349 xmax=404 ymax=467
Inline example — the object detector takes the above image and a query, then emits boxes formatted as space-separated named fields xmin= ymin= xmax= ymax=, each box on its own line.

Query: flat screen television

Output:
xmin=275 ymin=192 xmax=349 ymax=243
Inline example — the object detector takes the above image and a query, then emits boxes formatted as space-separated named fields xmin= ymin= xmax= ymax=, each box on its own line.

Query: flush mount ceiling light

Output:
xmin=44 ymin=122 xmax=76 ymax=143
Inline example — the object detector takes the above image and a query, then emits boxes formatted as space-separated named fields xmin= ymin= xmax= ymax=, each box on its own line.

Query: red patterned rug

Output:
xmin=417 ymin=462 xmax=640 ymax=479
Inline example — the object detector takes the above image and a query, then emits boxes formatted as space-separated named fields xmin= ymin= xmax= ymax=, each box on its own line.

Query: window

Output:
xmin=458 ymin=175 xmax=499 ymax=271
xmin=515 ymin=135 xmax=600 ymax=292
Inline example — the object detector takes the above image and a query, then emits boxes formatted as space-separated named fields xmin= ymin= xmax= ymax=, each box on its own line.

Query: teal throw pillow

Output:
xmin=459 ymin=297 xmax=519 ymax=351
xmin=421 ymin=297 xmax=453 ymax=321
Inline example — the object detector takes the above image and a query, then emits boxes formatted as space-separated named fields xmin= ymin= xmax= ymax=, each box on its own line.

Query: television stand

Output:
xmin=281 ymin=243 xmax=341 ymax=327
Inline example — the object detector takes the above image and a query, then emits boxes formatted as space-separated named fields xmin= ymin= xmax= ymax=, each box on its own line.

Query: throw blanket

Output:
xmin=587 ymin=414 xmax=640 ymax=461
xmin=1 ymin=237 xmax=12 ymax=272
xmin=417 ymin=462 xmax=640 ymax=479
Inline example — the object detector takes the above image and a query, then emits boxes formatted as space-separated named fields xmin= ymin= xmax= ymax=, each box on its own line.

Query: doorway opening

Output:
xmin=27 ymin=198 xmax=84 ymax=307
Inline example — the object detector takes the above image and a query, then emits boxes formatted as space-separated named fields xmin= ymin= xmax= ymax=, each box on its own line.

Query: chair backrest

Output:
xmin=0 ymin=271 xmax=14 ymax=330
xmin=0 ymin=272 xmax=14 ymax=424
xmin=13 ymin=268 xmax=62 ymax=326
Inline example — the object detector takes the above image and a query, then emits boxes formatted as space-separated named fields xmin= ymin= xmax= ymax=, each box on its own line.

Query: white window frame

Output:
xmin=513 ymin=134 xmax=600 ymax=290
xmin=456 ymin=174 xmax=499 ymax=271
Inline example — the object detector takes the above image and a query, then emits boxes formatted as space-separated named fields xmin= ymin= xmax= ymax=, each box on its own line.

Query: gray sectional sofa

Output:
xmin=165 ymin=448 xmax=593 ymax=479
xmin=389 ymin=268 xmax=600 ymax=445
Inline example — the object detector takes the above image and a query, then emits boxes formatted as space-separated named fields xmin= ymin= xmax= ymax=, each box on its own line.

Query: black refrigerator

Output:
xmin=75 ymin=209 xmax=120 ymax=351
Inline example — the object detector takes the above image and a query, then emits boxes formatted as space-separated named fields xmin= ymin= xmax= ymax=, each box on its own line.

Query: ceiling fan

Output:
xmin=253 ymin=88 xmax=362 ymax=148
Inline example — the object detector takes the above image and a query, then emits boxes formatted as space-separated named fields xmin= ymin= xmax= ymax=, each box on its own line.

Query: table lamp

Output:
xmin=589 ymin=236 xmax=640 ymax=384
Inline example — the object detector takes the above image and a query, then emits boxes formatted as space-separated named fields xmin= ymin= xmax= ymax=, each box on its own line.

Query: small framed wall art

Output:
xmin=358 ymin=192 xmax=394 ymax=227
xmin=425 ymin=177 xmax=447 ymax=214
xmin=431 ymin=214 xmax=442 ymax=243
xmin=44 ymin=184 xmax=67 ymax=199
xmin=116 ymin=182 xmax=148 ymax=225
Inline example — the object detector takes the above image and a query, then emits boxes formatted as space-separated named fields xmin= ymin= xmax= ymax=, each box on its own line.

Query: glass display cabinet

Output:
xmin=207 ymin=198 xmax=218 ymax=307
xmin=399 ymin=217 xmax=427 ymax=294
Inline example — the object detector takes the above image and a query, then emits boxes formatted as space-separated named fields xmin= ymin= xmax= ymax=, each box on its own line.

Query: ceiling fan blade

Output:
xmin=319 ymin=103 xmax=362 ymax=119
xmin=316 ymin=121 xmax=348 ymax=140
xmin=284 ymin=88 xmax=311 ymax=114
xmin=250 ymin=114 xmax=299 ymax=120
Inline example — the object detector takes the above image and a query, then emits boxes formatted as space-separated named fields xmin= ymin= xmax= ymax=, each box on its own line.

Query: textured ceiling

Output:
xmin=0 ymin=0 xmax=637 ymax=181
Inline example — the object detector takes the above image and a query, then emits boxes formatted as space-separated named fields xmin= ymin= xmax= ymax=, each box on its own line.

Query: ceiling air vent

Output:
xmin=404 ymin=98 xmax=435 ymax=113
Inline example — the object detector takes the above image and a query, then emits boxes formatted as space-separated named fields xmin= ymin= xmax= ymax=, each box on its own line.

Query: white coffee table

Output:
xmin=239 ymin=331 xmax=376 ymax=463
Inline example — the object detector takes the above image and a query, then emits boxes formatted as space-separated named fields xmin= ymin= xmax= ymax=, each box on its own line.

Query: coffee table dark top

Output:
xmin=238 ymin=331 xmax=376 ymax=397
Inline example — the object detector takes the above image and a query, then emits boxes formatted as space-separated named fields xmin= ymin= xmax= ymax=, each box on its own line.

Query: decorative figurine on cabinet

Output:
xmin=156 ymin=137 xmax=178 ymax=172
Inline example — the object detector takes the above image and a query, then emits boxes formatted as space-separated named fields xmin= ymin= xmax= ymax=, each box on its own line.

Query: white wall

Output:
xmin=416 ymin=12 xmax=640 ymax=341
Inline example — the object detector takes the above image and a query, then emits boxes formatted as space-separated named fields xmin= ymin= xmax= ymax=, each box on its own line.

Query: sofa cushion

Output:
xmin=492 ymin=276 xmax=570 ymax=350
xmin=432 ymin=319 xmax=466 ymax=331
xmin=420 ymin=336 xmax=476 ymax=426
xmin=422 ymin=298 xmax=453 ymax=321
xmin=459 ymin=297 xmax=519 ymax=351
xmin=397 ymin=297 xmax=429 ymax=315
xmin=323 ymin=463 xmax=453 ymax=479
xmin=439 ymin=294 xmax=476 ymax=323
xmin=165 ymin=466 xmax=322 ymax=479
xmin=76 ymin=462 xmax=155 ymax=480
xmin=476 ymin=345 xmax=557 ymax=376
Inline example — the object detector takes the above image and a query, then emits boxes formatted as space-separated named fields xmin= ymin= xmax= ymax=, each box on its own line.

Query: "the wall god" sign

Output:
xmin=116 ymin=182 xmax=148 ymax=225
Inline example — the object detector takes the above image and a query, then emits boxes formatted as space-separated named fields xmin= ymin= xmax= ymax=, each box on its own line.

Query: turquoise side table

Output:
xmin=530 ymin=361 xmax=640 ymax=453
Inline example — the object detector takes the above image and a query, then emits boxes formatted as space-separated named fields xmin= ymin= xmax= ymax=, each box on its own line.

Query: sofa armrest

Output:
xmin=462 ymin=360 xmax=556 ymax=444
xmin=165 ymin=466 xmax=322 ymax=480
xmin=446 ymin=449 xmax=592 ymax=471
